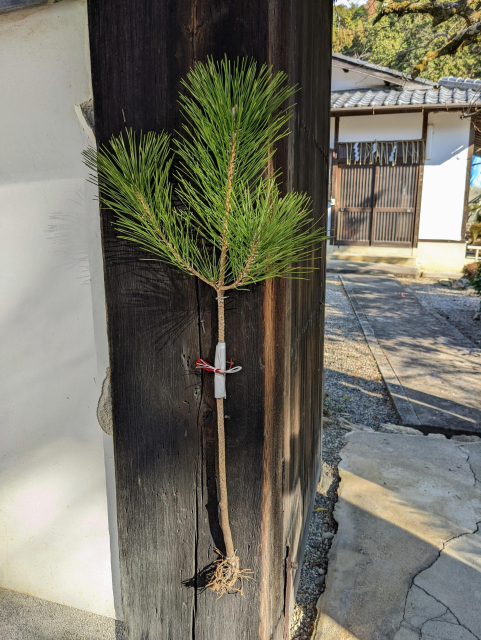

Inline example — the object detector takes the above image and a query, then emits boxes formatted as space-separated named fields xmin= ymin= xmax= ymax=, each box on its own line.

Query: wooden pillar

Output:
xmin=461 ymin=116 xmax=476 ymax=240
xmin=86 ymin=0 xmax=332 ymax=638
xmin=330 ymin=116 xmax=340 ymax=245
xmin=413 ymin=110 xmax=429 ymax=248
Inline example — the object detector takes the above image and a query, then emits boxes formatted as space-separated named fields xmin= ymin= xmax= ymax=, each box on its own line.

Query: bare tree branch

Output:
xmin=412 ymin=19 xmax=481 ymax=75
xmin=374 ymin=0 xmax=479 ymax=28
xmin=396 ymin=31 xmax=450 ymax=56
xmin=374 ymin=0 xmax=481 ymax=76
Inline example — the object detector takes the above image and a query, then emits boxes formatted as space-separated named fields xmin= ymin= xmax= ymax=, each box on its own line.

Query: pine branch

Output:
xmin=219 ymin=128 xmax=237 ymax=288
xmin=227 ymin=227 xmax=261 ymax=290
xmin=84 ymin=58 xmax=326 ymax=293
xmin=135 ymin=190 xmax=214 ymax=287
xmin=83 ymin=57 xmax=327 ymax=598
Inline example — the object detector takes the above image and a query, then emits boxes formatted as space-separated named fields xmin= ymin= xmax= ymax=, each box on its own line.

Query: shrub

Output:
xmin=473 ymin=263 xmax=481 ymax=297
xmin=463 ymin=262 xmax=481 ymax=282
xmin=469 ymin=222 xmax=481 ymax=244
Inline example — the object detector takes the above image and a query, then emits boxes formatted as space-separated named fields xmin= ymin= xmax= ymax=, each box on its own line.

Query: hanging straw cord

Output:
xmin=196 ymin=358 xmax=242 ymax=375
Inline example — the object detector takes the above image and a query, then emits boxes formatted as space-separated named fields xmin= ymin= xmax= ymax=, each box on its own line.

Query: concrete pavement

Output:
xmin=326 ymin=260 xmax=420 ymax=278
xmin=341 ymin=275 xmax=481 ymax=433
xmin=312 ymin=431 xmax=481 ymax=640
xmin=0 ymin=588 xmax=124 ymax=640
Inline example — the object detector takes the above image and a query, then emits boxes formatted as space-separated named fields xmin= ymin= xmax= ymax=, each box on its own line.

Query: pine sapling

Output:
xmin=84 ymin=57 xmax=326 ymax=596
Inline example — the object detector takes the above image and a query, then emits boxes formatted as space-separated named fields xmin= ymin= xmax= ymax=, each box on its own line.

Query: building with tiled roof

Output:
xmin=328 ymin=54 xmax=480 ymax=273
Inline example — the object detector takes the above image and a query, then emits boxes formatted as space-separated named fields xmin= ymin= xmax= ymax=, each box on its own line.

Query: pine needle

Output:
xmin=83 ymin=56 xmax=327 ymax=292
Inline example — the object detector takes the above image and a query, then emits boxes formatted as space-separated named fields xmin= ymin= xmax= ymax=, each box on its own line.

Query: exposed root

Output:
xmin=206 ymin=550 xmax=253 ymax=597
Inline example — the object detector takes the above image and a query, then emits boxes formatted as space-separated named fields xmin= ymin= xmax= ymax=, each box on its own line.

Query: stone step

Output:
xmin=327 ymin=253 xmax=417 ymax=266
xmin=326 ymin=260 xmax=420 ymax=278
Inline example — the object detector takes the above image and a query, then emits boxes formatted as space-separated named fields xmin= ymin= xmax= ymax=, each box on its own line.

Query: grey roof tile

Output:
xmin=438 ymin=76 xmax=481 ymax=90
xmin=331 ymin=85 xmax=481 ymax=110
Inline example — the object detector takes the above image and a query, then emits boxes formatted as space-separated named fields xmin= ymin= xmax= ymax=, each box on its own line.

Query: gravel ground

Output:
xmin=289 ymin=274 xmax=481 ymax=639
xmin=321 ymin=276 xmax=398 ymax=429
xmin=289 ymin=275 xmax=398 ymax=640
xmin=400 ymin=277 xmax=481 ymax=348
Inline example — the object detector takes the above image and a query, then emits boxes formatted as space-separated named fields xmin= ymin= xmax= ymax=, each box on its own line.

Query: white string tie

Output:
xmin=196 ymin=358 xmax=242 ymax=375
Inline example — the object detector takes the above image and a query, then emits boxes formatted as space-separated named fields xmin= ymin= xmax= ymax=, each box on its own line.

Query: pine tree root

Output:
xmin=206 ymin=550 xmax=253 ymax=597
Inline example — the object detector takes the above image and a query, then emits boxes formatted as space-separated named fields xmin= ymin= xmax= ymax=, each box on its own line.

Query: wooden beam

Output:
xmin=370 ymin=164 xmax=380 ymax=246
xmin=331 ymin=106 xmax=470 ymax=117
xmin=417 ymin=238 xmax=467 ymax=243
xmin=412 ymin=111 xmax=429 ymax=249
xmin=330 ymin=116 xmax=340 ymax=245
xmin=461 ymin=117 xmax=475 ymax=242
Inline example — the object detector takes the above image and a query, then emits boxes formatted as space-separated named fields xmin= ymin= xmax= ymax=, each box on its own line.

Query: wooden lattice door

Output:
xmin=336 ymin=164 xmax=374 ymax=244
xmin=372 ymin=164 xmax=419 ymax=246
xmin=335 ymin=160 xmax=419 ymax=247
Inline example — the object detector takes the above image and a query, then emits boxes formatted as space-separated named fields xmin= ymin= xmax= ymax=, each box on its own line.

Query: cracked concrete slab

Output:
xmin=413 ymin=525 xmax=481 ymax=638
xmin=396 ymin=583 xmax=480 ymax=640
xmin=403 ymin=585 xmax=447 ymax=629
xmin=312 ymin=434 xmax=481 ymax=640
xmin=421 ymin=621 xmax=478 ymax=640
xmin=462 ymin=442 xmax=481 ymax=485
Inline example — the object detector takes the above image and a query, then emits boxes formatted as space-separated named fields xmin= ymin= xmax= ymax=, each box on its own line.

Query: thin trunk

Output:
xmin=216 ymin=294 xmax=235 ymax=559
xmin=215 ymin=129 xmax=236 ymax=560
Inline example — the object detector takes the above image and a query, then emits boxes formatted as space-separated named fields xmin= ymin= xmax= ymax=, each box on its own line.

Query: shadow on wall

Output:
xmin=0 ymin=176 xmax=117 ymax=618
xmin=46 ymin=197 xmax=92 ymax=286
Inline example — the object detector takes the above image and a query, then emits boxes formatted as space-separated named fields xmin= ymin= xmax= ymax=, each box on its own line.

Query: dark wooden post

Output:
xmin=413 ymin=110 xmax=429 ymax=248
xmin=86 ymin=1 xmax=332 ymax=638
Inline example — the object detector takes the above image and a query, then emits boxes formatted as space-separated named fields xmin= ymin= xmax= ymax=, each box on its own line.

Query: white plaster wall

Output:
xmin=338 ymin=112 xmax=423 ymax=142
xmin=0 ymin=0 xmax=119 ymax=618
xmin=418 ymin=111 xmax=471 ymax=241
xmin=417 ymin=242 xmax=466 ymax=273
xmin=331 ymin=64 xmax=386 ymax=91
xmin=330 ymin=117 xmax=335 ymax=149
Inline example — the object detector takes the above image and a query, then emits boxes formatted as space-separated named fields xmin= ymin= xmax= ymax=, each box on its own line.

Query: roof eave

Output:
xmin=331 ymin=103 xmax=479 ymax=115
xmin=331 ymin=53 xmax=436 ymax=87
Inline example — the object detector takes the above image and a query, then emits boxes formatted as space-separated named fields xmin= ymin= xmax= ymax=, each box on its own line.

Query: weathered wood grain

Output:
xmin=87 ymin=0 xmax=331 ymax=637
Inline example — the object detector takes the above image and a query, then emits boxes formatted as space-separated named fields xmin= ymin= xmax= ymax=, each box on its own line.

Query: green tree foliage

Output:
xmin=333 ymin=2 xmax=481 ymax=81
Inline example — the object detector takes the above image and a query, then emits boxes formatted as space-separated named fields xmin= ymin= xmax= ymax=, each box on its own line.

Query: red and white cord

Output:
xmin=196 ymin=358 xmax=242 ymax=375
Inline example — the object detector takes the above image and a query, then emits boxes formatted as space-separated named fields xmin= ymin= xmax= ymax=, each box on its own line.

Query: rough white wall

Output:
xmin=417 ymin=242 xmax=466 ymax=273
xmin=338 ymin=112 xmax=423 ymax=142
xmin=0 ymin=0 xmax=119 ymax=618
xmin=331 ymin=64 xmax=386 ymax=91
xmin=418 ymin=111 xmax=471 ymax=241
xmin=330 ymin=117 xmax=335 ymax=149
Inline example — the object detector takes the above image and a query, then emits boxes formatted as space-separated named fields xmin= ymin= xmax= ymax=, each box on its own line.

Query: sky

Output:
xmin=334 ymin=0 xmax=366 ymax=5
